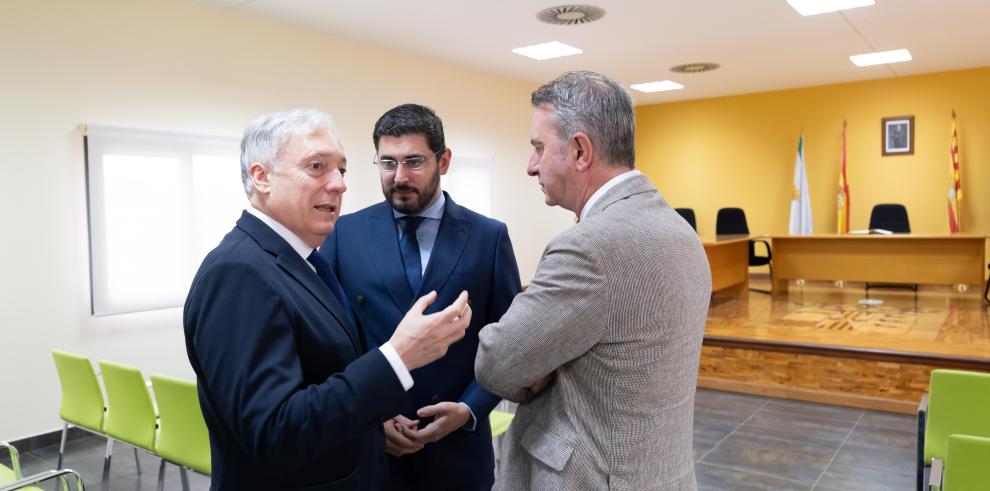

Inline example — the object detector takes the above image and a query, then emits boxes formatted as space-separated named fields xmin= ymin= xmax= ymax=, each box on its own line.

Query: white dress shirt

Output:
xmin=580 ymin=169 xmax=642 ymax=222
xmin=245 ymin=206 xmax=413 ymax=390
xmin=392 ymin=191 xmax=445 ymax=275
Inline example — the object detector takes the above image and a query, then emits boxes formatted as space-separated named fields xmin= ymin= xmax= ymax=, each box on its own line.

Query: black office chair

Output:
xmin=869 ymin=203 xmax=911 ymax=233
xmin=674 ymin=207 xmax=697 ymax=232
xmin=716 ymin=207 xmax=771 ymax=293
xmin=866 ymin=203 xmax=916 ymax=293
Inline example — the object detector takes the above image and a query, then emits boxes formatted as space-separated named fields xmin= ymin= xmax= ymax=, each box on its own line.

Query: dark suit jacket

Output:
xmin=321 ymin=192 xmax=521 ymax=490
xmin=184 ymin=211 xmax=410 ymax=490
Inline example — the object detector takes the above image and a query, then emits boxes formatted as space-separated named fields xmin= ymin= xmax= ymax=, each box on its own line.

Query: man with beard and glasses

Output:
xmin=184 ymin=109 xmax=473 ymax=490
xmin=319 ymin=104 xmax=522 ymax=490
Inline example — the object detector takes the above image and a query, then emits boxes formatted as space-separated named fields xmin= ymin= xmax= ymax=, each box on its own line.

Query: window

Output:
xmin=85 ymin=124 xmax=244 ymax=316
xmin=442 ymin=154 xmax=493 ymax=217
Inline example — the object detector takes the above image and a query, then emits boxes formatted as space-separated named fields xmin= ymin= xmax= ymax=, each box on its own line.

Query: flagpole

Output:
xmin=948 ymin=109 xmax=961 ymax=233
xmin=837 ymin=119 xmax=849 ymax=235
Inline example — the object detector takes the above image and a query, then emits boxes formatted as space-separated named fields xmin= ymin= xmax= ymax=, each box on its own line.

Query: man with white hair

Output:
xmin=184 ymin=109 xmax=472 ymax=490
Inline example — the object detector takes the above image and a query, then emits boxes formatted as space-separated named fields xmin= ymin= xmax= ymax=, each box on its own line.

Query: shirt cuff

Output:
xmin=379 ymin=342 xmax=414 ymax=391
xmin=458 ymin=402 xmax=478 ymax=432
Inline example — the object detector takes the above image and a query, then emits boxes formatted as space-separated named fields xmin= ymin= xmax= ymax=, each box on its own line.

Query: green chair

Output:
xmin=490 ymin=410 xmax=515 ymax=438
xmin=1 ymin=441 xmax=85 ymax=490
xmin=98 ymin=360 xmax=159 ymax=480
xmin=51 ymin=350 xmax=108 ymax=469
xmin=150 ymin=374 xmax=211 ymax=490
xmin=917 ymin=369 xmax=990 ymax=491
xmin=0 ymin=470 xmax=85 ymax=491
xmin=0 ymin=442 xmax=21 ymax=485
xmin=929 ymin=434 xmax=990 ymax=491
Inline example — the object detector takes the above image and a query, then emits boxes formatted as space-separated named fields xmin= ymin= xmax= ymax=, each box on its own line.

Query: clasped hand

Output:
xmin=384 ymin=402 xmax=471 ymax=457
xmin=385 ymin=372 xmax=554 ymax=457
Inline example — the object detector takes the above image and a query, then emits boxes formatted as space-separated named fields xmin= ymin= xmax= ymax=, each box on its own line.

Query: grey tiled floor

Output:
xmin=6 ymin=389 xmax=916 ymax=490
xmin=10 ymin=435 xmax=210 ymax=490
xmin=694 ymin=389 xmax=917 ymax=491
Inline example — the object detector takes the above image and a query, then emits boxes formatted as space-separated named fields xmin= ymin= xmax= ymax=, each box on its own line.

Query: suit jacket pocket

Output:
xmin=520 ymin=422 xmax=574 ymax=472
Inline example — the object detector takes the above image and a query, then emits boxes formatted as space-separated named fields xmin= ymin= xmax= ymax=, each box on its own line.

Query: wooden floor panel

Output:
xmin=701 ymin=279 xmax=990 ymax=413
xmin=706 ymin=280 xmax=990 ymax=357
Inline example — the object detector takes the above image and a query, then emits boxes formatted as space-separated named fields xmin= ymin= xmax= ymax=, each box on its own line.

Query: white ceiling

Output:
xmin=188 ymin=0 xmax=990 ymax=105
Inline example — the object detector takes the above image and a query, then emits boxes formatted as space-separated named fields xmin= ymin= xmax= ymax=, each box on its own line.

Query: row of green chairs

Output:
xmin=917 ymin=368 xmax=990 ymax=491
xmin=1 ymin=441 xmax=84 ymax=490
xmin=51 ymin=350 xmax=210 ymax=490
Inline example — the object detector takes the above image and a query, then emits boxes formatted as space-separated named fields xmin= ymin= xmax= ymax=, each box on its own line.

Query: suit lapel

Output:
xmin=419 ymin=193 xmax=469 ymax=300
xmin=237 ymin=212 xmax=362 ymax=355
xmin=584 ymin=173 xmax=660 ymax=220
xmin=366 ymin=202 xmax=414 ymax=309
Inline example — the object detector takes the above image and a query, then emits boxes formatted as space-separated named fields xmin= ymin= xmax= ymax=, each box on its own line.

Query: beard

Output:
xmin=384 ymin=166 xmax=440 ymax=214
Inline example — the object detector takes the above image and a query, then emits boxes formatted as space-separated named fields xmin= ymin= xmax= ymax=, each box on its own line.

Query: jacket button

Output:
xmin=356 ymin=294 xmax=365 ymax=306
xmin=431 ymin=395 xmax=440 ymax=403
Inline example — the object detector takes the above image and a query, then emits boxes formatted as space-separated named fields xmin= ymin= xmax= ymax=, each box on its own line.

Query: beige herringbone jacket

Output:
xmin=476 ymin=174 xmax=711 ymax=490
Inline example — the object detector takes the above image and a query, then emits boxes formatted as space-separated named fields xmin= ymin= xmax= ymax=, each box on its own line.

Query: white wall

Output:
xmin=0 ymin=0 xmax=573 ymax=440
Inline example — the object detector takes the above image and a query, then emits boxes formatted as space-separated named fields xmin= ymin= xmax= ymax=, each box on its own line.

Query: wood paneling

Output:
xmin=699 ymin=346 xmax=938 ymax=413
xmin=703 ymin=236 xmax=749 ymax=296
xmin=770 ymin=234 xmax=986 ymax=294
xmin=697 ymin=376 xmax=918 ymax=414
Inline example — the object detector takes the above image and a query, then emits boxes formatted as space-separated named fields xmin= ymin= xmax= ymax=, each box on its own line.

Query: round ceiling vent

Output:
xmin=670 ymin=62 xmax=720 ymax=74
xmin=537 ymin=5 xmax=606 ymax=25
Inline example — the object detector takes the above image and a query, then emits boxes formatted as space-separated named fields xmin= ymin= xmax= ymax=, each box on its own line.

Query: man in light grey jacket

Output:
xmin=475 ymin=71 xmax=711 ymax=490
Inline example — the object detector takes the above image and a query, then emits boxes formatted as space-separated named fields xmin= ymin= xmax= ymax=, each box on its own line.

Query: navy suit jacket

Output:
xmin=321 ymin=193 xmax=521 ymax=489
xmin=184 ymin=211 xmax=410 ymax=490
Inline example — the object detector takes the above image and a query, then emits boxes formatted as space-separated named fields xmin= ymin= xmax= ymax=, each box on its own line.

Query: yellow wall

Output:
xmin=636 ymin=67 xmax=990 ymax=239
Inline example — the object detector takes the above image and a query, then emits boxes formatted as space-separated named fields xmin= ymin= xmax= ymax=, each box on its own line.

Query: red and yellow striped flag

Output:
xmin=947 ymin=116 xmax=962 ymax=233
xmin=837 ymin=121 xmax=850 ymax=234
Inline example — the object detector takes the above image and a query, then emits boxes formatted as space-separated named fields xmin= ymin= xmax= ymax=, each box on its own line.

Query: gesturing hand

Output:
xmin=389 ymin=291 xmax=472 ymax=370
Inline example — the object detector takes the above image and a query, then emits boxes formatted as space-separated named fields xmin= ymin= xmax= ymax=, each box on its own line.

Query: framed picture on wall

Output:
xmin=882 ymin=115 xmax=914 ymax=156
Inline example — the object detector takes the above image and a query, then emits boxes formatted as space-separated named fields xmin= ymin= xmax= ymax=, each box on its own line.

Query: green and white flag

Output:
xmin=788 ymin=134 xmax=813 ymax=235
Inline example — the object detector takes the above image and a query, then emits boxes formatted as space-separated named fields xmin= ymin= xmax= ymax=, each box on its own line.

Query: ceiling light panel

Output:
xmin=512 ymin=41 xmax=583 ymax=60
xmin=787 ymin=0 xmax=874 ymax=16
xmin=849 ymin=49 xmax=913 ymax=67
xmin=630 ymin=80 xmax=684 ymax=93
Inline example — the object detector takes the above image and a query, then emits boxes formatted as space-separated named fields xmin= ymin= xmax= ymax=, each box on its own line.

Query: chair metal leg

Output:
xmin=56 ymin=423 xmax=68 ymax=469
xmin=102 ymin=438 xmax=114 ymax=482
xmin=180 ymin=466 xmax=190 ymax=491
xmin=917 ymin=401 xmax=927 ymax=491
xmin=134 ymin=447 xmax=141 ymax=475
xmin=157 ymin=459 xmax=166 ymax=491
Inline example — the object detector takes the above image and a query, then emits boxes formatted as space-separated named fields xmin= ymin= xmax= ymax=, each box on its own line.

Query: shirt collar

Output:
xmin=580 ymin=169 xmax=641 ymax=222
xmin=245 ymin=206 xmax=315 ymax=261
xmin=392 ymin=191 xmax=446 ymax=220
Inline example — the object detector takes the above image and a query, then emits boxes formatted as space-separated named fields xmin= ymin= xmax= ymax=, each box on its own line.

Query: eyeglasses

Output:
xmin=373 ymin=149 xmax=442 ymax=171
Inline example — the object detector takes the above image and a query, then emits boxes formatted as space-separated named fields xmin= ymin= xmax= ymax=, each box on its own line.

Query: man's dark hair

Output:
xmin=373 ymin=104 xmax=446 ymax=155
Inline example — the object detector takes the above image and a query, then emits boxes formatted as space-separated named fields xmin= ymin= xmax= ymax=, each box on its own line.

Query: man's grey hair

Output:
xmin=531 ymin=71 xmax=635 ymax=168
xmin=239 ymin=108 xmax=338 ymax=196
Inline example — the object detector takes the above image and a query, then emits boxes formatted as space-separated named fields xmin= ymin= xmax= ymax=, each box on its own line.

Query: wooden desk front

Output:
xmin=703 ymin=235 xmax=750 ymax=297
xmin=770 ymin=234 xmax=986 ymax=295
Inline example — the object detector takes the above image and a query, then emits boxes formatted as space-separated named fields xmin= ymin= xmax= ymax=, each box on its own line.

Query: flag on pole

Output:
xmin=947 ymin=112 xmax=962 ymax=233
xmin=837 ymin=121 xmax=850 ymax=234
xmin=789 ymin=134 xmax=813 ymax=235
